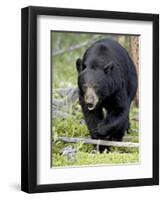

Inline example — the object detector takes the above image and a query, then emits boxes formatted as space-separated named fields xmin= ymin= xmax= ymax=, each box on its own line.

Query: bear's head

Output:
xmin=76 ymin=58 xmax=123 ymax=111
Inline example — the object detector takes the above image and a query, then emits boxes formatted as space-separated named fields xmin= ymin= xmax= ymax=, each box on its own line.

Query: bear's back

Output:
xmin=83 ymin=39 xmax=130 ymax=70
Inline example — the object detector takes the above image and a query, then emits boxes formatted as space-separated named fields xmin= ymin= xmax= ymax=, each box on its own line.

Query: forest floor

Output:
xmin=52 ymin=104 xmax=139 ymax=167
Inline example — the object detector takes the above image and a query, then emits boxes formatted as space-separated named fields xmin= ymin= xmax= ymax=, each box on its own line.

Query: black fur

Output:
xmin=76 ymin=39 xmax=138 ymax=151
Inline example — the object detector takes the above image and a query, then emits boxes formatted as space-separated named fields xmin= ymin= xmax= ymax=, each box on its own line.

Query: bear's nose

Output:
xmin=85 ymin=96 xmax=94 ymax=104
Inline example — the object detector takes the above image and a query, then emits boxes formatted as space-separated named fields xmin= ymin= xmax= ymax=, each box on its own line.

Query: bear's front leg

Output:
xmin=80 ymin=103 xmax=103 ymax=139
xmin=97 ymin=90 xmax=130 ymax=139
xmin=97 ymin=110 xmax=129 ymax=139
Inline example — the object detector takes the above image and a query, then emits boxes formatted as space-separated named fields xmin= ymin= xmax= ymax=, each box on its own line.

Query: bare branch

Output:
xmin=52 ymin=35 xmax=101 ymax=57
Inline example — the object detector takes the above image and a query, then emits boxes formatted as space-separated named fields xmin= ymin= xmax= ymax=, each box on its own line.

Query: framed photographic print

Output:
xmin=21 ymin=6 xmax=159 ymax=193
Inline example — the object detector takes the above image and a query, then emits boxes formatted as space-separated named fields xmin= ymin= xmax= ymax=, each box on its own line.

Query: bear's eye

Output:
xmin=82 ymin=84 xmax=87 ymax=91
xmin=93 ymin=84 xmax=98 ymax=90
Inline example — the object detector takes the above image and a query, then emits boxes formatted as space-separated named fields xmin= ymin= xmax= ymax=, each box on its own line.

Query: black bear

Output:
xmin=76 ymin=38 xmax=138 ymax=151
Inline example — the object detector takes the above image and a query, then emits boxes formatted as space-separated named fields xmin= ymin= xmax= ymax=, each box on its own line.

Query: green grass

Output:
xmin=52 ymin=151 xmax=139 ymax=167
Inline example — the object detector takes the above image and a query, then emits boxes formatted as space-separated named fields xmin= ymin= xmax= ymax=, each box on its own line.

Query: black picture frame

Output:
xmin=21 ymin=6 xmax=159 ymax=193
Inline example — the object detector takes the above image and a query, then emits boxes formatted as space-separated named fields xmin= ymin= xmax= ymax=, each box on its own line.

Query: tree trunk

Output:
xmin=130 ymin=36 xmax=139 ymax=107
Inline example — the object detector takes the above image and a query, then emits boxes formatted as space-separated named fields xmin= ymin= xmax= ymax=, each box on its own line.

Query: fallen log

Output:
xmin=52 ymin=87 xmax=77 ymax=96
xmin=55 ymin=136 xmax=139 ymax=148
xmin=52 ymin=88 xmax=78 ymax=107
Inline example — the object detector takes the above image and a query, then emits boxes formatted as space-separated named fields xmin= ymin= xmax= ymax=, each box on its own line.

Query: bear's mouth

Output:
xmin=87 ymin=104 xmax=95 ymax=110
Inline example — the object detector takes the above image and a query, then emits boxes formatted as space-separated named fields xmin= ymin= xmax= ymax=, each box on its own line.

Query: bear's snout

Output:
xmin=84 ymin=87 xmax=99 ymax=110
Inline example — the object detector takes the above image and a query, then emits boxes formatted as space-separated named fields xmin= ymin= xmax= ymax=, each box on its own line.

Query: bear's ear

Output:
xmin=104 ymin=61 xmax=114 ymax=74
xmin=76 ymin=58 xmax=86 ymax=73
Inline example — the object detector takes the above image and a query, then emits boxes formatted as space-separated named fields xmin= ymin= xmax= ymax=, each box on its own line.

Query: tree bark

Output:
xmin=130 ymin=36 xmax=139 ymax=106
